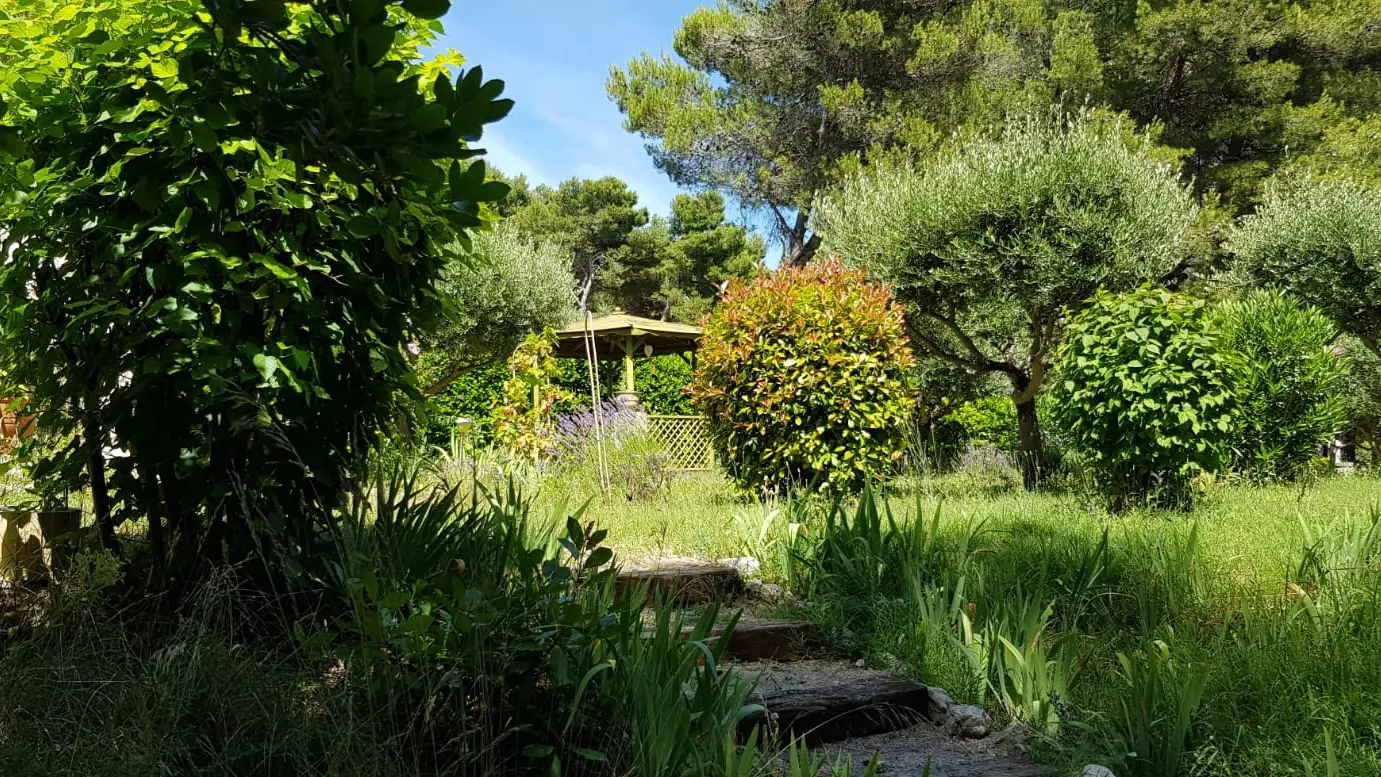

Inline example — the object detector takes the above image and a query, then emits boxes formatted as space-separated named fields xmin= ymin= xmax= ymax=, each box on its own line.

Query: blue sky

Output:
xmin=437 ymin=1 xmax=706 ymax=217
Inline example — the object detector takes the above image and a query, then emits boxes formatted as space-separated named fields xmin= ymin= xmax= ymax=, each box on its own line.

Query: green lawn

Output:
xmin=547 ymin=469 xmax=1381 ymax=775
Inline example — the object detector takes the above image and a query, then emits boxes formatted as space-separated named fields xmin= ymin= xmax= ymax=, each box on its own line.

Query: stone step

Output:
xmin=617 ymin=562 xmax=742 ymax=604
xmin=737 ymin=661 xmax=935 ymax=744
xmin=686 ymin=618 xmax=818 ymax=662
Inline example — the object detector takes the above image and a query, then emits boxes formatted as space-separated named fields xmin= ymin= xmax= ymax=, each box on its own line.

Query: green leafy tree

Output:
xmin=1050 ymin=288 xmax=1238 ymax=510
xmin=655 ymin=192 xmax=764 ymax=321
xmin=493 ymin=330 xmax=570 ymax=463
xmin=504 ymin=176 xmax=650 ymax=313
xmin=421 ymin=227 xmax=576 ymax=395
xmin=610 ymin=0 xmax=1381 ymax=257
xmin=1214 ymin=291 xmax=1346 ymax=482
xmin=1102 ymin=0 xmax=1381 ymax=210
xmin=607 ymin=0 xmax=1107 ymax=266
xmin=1230 ymin=177 xmax=1381 ymax=356
xmin=0 ymin=0 xmax=510 ymax=582
xmin=502 ymin=178 xmax=762 ymax=321
xmin=692 ymin=259 xmax=916 ymax=495
xmin=818 ymin=111 xmax=1197 ymax=488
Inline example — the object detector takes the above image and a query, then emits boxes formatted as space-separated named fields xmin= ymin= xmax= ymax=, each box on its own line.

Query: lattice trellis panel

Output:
xmin=647 ymin=415 xmax=716 ymax=471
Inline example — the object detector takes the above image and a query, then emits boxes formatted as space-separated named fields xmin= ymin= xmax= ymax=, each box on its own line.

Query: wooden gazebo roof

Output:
xmin=553 ymin=311 xmax=701 ymax=360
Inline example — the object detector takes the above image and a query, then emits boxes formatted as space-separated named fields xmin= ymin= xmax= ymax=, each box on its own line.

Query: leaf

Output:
xmin=486 ymin=98 xmax=515 ymax=123
xmin=412 ymin=103 xmax=447 ymax=133
xmin=253 ymin=353 xmax=280 ymax=383
xmin=402 ymin=0 xmax=450 ymax=20
xmin=449 ymin=160 xmax=485 ymax=201
xmin=360 ymin=25 xmax=396 ymax=65
xmin=190 ymin=123 xmax=218 ymax=153
xmin=150 ymin=60 xmax=179 ymax=79
xmin=477 ymin=179 xmax=510 ymax=202
xmin=585 ymin=547 xmax=613 ymax=569
xmin=348 ymin=215 xmax=380 ymax=237
xmin=522 ymin=745 xmax=554 ymax=759
xmin=433 ymin=74 xmax=454 ymax=105
xmin=0 ymin=128 xmax=21 ymax=160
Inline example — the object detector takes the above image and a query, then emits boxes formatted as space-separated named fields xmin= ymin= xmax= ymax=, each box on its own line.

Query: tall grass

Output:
xmin=717 ymin=477 xmax=1381 ymax=775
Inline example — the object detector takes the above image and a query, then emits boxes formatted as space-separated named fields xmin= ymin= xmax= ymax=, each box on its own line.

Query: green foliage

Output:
xmin=1231 ymin=177 xmax=1381 ymax=353
xmin=692 ymin=260 xmax=917 ymax=495
xmin=0 ymin=0 xmax=510 ymax=581
xmin=1102 ymin=639 xmax=1209 ymax=777
xmin=1051 ymin=288 xmax=1238 ymax=510
xmin=607 ymin=0 xmax=1110 ymax=264
xmin=949 ymin=397 xmax=1020 ymax=454
xmin=311 ymin=459 xmax=763 ymax=775
xmin=501 ymin=177 xmax=762 ymax=320
xmin=634 ymin=355 xmax=694 ymax=415
xmin=1214 ymin=291 xmax=1347 ymax=482
xmin=1337 ymin=336 xmax=1381 ymax=464
xmin=420 ymin=226 xmax=576 ymax=395
xmin=820 ymin=110 xmax=1197 ymax=485
xmin=609 ymin=0 xmax=1381 ymax=262
xmin=493 ymin=331 xmax=570 ymax=462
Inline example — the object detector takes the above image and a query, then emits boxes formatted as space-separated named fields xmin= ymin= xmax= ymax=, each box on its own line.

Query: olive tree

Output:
xmin=817 ymin=111 xmax=1197 ymax=488
xmin=421 ymin=227 xmax=576 ymax=395
xmin=0 ymin=0 xmax=511 ymax=584
xmin=1230 ymin=177 xmax=1381 ymax=356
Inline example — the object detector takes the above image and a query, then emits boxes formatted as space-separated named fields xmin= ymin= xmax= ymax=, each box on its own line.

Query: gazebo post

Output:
xmin=621 ymin=336 xmax=637 ymax=394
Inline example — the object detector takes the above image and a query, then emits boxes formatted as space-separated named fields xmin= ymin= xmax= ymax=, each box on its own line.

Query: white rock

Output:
xmin=1079 ymin=767 xmax=1115 ymax=777
xmin=925 ymin=686 xmax=953 ymax=720
xmin=854 ymin=658 xmax=867 ymax=668
xmin=945 ymin=704 xmax=992 ymax=739
xmin=718 ymin=556 xmax=761 ymax=576
xmin=742 ymin=578 xmax=788 ymax=603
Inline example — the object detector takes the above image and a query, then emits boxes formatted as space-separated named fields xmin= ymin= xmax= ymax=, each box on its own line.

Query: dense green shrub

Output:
xmin=417 ymin=355 xmax=692 ymax=447
xmin=634 ymin=356 xmax=694 ymax=415
xmin=1214 ymin=291 xmax=1346 ymax=482
xmin=1339 ymin=336 xmax=1381 ymax=464
xmin=1231 ymin=177 xmax=1381 ymax=353
xmin=1051 ymin=288 xmax=1238 ymax=509
xmin=0 ymin=0 xmax=511 ymax=581
xmin=692 ymin=259 xmax=917 ymax=494
xmin=950 ymin=397 xmax=1020 ymax=453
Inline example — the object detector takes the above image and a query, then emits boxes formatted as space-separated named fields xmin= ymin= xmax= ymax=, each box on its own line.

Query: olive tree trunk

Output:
xmin=1011 ymin=374 xmax=1044 ymax=491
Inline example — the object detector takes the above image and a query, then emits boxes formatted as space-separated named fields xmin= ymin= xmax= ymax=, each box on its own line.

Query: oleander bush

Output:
xmin=1214 ymin=290 xmax=1346 ymax=482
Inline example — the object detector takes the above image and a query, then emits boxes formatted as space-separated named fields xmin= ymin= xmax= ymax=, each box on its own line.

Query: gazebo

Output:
xmin=554 ymin=310 xmax=713 ymax=471
xmin=554 ymin=309 xmax=702 ymax=407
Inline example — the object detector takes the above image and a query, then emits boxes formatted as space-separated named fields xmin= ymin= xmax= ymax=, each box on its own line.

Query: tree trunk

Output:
xmin=85 ymin=421 xmax=116 ymax=552
xmin=784 ymin=231 xmax=821 ymax=267
xmin=1012 ymin=383 xmax=1043 ymax=492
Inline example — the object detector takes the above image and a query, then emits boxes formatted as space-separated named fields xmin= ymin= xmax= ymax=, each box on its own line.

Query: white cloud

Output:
xmin=477 ymin=127 xmax=552 ymax=185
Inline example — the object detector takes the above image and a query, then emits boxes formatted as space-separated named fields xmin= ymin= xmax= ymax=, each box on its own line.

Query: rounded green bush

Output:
xmin=692 ymin=259 xmax=917 ymax=494
xmin=1214 ymin=290 xmax=1346 ymax=483
xmin=1051 ymin=287 xmax=1238 ymax=509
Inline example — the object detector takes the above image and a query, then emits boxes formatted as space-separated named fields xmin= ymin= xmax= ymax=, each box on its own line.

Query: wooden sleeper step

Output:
xmin=685 ymin=618 xmax=818 ymax=662
xmin=616 ymin=563 xmax=742 ymax=604
xmin=738 ymin=665 xmax=935 ymax=744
